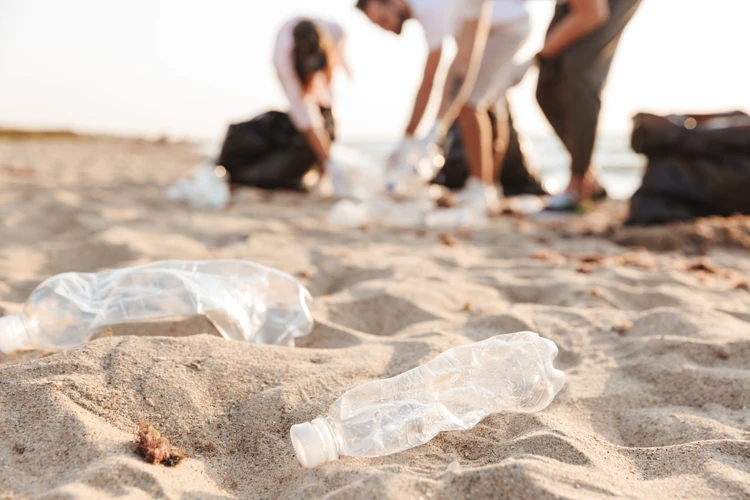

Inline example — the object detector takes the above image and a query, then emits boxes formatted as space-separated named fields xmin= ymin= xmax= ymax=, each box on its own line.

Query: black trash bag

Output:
xmin=433 ymin=101 xmax=547 ymax=197
xmin=626 ymin=111 xmax=750 ymax=225
xmin=215 ymin=108 xmax=335 ymax=191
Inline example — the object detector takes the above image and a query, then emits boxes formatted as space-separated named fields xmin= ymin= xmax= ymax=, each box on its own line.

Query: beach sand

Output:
xmin=0 ymin=136 xmax=749 ymax=499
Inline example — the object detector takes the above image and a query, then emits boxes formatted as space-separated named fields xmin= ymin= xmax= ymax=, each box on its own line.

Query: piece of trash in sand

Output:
xmin=603 ymin=321 xmax=633 ymax=335
xmin=329 ymin=199 xmax=370 ymax=228
xmin=165 ymin=163 xmax=230 ymax=209
xmin=530 ymin=251 xmax=567 ymax=265
xmin=440 ymin=234 xmax=461 ymax=247
xmin=327 ymin=173 xmax=486 ymax=232
xmin=445 ymin=460 xmax=462 ymax=473
xmin=323 ymin=140 xmax=504 ymax=231
xmin=135 ymin=420 xmax=184 ymax=467
xmin=329 ymin=197 xmax=486 ymax=232
xmin=507 ymin=195 xmax=545 ymax=215
xmin=426 ymin=208 xmax=487 ymax=231
xmin=685 ymin=257 xmax=720 ymax=274
xmin=0 ymin=260 xmax=313 ymax=354
xmin=289 ymin=332 xmax=564 ymax=468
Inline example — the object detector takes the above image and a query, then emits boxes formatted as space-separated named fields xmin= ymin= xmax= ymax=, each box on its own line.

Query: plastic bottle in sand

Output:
xmin=165 ymin=163 xmax=230 ymax=209
xmin=0 ymin=260 xmax=313 ymax=354
xmin=424 ymin=207 xmax=488 ymax=230
xmin=290 ymin=331 xmax=565 ymax=468
xmin=386 ymin=141 xmax=445 ymax=200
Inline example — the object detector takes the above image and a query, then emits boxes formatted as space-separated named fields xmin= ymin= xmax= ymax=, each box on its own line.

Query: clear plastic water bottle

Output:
xmin=165 ymin=163 xmax=230 ymax=209
xmin=386 ymin=142 xmax=445 ymax=200
xmin=329 ymin=200 xmax=370 ymax=228
xmin=0 ymin=260 xmax=313 ymax=354
xmin=424 ymin=207 xmax=488 ymax=230
xmin=290 ymin=331 xmax=565 ymax=468
xmin=328 ymin=143 xmax=385 ymax=201
xmin=507 ymin=195 xmax=545 ymax=215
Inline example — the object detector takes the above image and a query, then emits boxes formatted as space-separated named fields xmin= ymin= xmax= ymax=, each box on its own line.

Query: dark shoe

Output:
xmin=545 ymin=187 xmax=608 ymax=213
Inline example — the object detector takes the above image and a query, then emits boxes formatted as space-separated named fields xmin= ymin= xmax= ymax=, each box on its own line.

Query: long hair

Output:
xmin=292 ymin=20 xmax=333 ymax=93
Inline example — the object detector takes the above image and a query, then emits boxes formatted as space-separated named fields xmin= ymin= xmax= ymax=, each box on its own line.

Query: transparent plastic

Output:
xmin=290 ymin=331 xmax=565 ymax=468
xmin=329 ymin=199 xmax=371 ymax=228
xmin=165 ymin=163 xmax=230 ymax=209
xmin=424 ymin=207 xmax=488 ymax=230
xmin=386 ymin=141 xmax=445 ymax=199
xmin=0 ymin=260 xmax=313 ymax=354
xmin=507 ymin=194 xmax=545 ymax=215
xmin=328 ymin=143 xmax=385 ymax=201
xmin=328 ymin=197 xmax=439 ymax=230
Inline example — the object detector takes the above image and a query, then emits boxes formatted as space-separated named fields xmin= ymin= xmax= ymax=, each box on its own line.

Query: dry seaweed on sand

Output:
xmin=440 ymin=234 xmax=461 ymax=247
xmin=135 ymin=420 xmax=184 ymax=466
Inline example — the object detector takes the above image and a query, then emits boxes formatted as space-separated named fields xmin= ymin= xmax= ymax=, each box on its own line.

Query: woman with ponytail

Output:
xmin=273 ymin=18 xmax=349 ymax=193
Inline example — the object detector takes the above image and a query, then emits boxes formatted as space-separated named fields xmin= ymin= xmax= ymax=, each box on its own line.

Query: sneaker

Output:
xmin=455 ymin=177 xmax=502 ymax=215
xmin=545 ymin=186 xmax=608 ymax=213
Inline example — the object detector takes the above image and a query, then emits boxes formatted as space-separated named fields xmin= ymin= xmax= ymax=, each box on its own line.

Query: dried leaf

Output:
xmin=440 ymin=234 xmax=460 ymax=247
xmin=612 ymin=321 xmax=633 ymax=335
xmin=686 ymin=258 xmax=718 ymax=274
xmin=135 ymin=420 xmax=184 ymax=467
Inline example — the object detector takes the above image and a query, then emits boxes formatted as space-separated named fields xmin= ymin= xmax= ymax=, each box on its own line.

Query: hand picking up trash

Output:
xmin=0 ymin=260 xmax=313 ymax=354
xmin=328 ymin=123 xmax=492 ymax=231
xmin=290 ymin=331 xmax=565 ymax=468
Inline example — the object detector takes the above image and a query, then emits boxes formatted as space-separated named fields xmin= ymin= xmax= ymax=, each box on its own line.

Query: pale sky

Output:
xmin=0 ymin=0 xmax=748 ymax=142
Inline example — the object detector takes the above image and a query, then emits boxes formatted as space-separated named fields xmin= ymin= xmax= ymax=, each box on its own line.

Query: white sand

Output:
xmin=0 ymin=136 xmax=749 ymax=499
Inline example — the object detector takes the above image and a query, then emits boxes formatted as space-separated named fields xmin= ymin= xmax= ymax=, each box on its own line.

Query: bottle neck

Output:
xmin=0 ymin=315 xmax=32 ymax=354
xmin=289 ymin=416 xmax=341 ymax=468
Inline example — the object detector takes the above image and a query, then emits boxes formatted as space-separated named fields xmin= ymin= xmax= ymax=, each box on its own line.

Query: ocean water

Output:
xmin=344 ymin=135 xmax=644 ymax=200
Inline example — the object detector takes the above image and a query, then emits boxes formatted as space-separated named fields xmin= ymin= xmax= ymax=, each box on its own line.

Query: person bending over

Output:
xmin=357 ymin=0 xmax=506 ymax=212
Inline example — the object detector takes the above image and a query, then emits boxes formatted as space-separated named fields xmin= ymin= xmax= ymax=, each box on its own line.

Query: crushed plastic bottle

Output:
xmin=165 ymin=163 xmax=230 ymax=209
xmin=329 ymin=197 xmax=440 ymax=230
xmin=424 ymin=207 xmax=488 ymax=230
xmin=386 ymin=141 xmax=445 ymax=200
xmin=0 ymin=260 xmax=313 ymax=354
xmin=290 ymin=331 xmax=565 ymax=468
xmin=329 ymin=144 xmax=385 ymax=201
xmin=507 ymin=195 xmax=545 ymax=215
xmin=329 ymin=198 xmax=489 ymax=231
xmin=329 ymin=199 xmax=370 ymax=228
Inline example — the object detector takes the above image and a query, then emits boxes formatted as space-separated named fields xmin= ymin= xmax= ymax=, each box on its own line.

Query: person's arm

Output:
xmin=432 ymin=1 xmax=493 ymax=141
xmin=538 ymin=0 xmax=610 ymax=59
xmin=274 ymin=26 xmax=331 ymax=164
xmin=276 ymin=67 xmax=331 ymax=164
xmin=301 ymin=127 xmax=331 ymax=165
xmin=405 ymin=48 xmax=443 ymax=137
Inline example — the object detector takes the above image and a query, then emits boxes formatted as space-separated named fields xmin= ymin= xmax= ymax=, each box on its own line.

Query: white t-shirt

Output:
xmin=409 ymin=0 xmax=528 ymax=51
xmin=489 ymin=0 xmax=528 ymax=25
xmin=461 ymin=0 xmax=529 ymax=26
xmin=407 ymin=0 xmax=464 ymax=51
xmin=274 ymin=18 xmax=346 ymax=130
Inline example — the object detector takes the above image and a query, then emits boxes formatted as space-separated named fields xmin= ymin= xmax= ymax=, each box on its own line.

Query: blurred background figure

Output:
xmin=1 ymin=0 xmax=748 ymax=204
xmin=535 ymin=0 xmax=642 ymax=211
xmin=212 ymin=17 xmax=349 ymax=195
xmin=356 ymin=0 xmax=518 ymax=210
xmin=274 ymin=18 xmax=347 ymax=180
xmin=452 ymin=0 xmax=531 ymax=214
xmin=357 ymin=0 xmax=534 ymax=213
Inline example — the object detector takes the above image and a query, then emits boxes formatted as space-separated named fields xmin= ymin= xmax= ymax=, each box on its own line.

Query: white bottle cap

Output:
xmin=289 ymin=417 xmax=340 ymax=468
xmin=0 ymin=315 xmax=31 ymax=354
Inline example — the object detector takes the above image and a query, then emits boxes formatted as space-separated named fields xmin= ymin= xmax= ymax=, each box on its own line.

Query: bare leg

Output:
xmin=458 ymin=105 xmax=494 ymax=185
xmin=537 ymin=0 xmax=641 ymax=206
xmin=492 ymin=116 xmax=510 ymax=181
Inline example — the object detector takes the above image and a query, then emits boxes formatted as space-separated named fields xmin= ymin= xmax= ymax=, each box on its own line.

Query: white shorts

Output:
xmin=467 ymin=19 xmax=531 ymax=112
